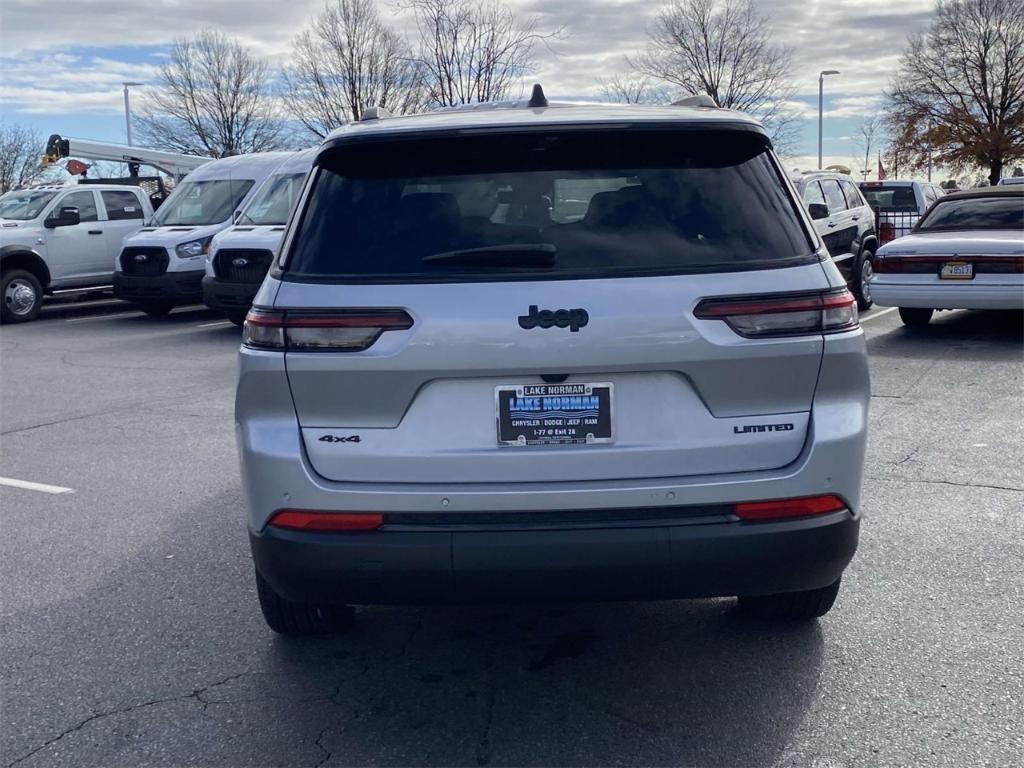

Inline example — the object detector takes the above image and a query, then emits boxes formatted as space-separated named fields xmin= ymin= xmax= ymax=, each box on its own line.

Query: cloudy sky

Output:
xmin=0 ymin=0 xmax=937 ymax=174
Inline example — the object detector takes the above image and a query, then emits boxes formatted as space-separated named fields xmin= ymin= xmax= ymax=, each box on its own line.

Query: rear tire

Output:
xmin=226 ymin=311 xmax=248 ymax=327
xmin=255 ymin=570 xmax=354 ymax=635
xmin=898 ymin=307 xmax=933 ymax=327
xmin=139 ymin=302 xmax=174 ymax=316
xmin=738 ymin=579 xmax=841 ymax=621
xmin=1 ymin=269 xmax=43 ymax=323
xmin=854 ymin=251 xmax=874 ymax=310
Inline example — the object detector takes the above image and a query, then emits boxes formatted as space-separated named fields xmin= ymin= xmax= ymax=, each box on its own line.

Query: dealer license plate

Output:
xmin=940 ymin=261 xmax=974 ymax=279
xmin=496 ymin=383 xmax=613 ymax=446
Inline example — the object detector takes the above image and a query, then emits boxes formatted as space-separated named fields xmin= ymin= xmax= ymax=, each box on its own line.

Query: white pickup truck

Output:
xmin=0 ymin=184 xmax=155 ymax=323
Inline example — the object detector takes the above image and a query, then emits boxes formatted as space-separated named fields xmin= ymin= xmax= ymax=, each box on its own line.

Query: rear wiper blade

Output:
xmin=422 ymin=244 xmax=557 ymax=266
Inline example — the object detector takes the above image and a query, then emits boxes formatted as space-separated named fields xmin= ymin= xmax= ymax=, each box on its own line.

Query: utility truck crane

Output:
xmin=42 ymin=135 xmax=211 ymax=180
xmin=41 ymin=134 xmax=213 ymax=209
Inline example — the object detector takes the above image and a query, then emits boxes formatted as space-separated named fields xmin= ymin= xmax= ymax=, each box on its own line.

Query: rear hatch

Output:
xmin=273 ymin=125 xmax=834 ymax=484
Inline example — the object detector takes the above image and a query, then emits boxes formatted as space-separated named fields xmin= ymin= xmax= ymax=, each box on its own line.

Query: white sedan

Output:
xmin=870 ymin=187 xmax=1024 ymax=326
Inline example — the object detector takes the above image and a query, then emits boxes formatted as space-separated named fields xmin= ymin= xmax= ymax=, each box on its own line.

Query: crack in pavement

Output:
xmin=1 ymin=395 xmax=231 ymax=436
xmin=58 ymin=353 xmax=184 ymax=373
xmin=0 ymin=409 xmax=123 ymax=436
xmin=5 ymin=672 xmax=251 ymax=767
xmin=602 ymin=704 xmax=662 ymax=736
xmin=474 ymin=643 xmax=498 ymax=766
xmin=895 ymin=447 xmax=920 ymax=466
xmin=866 ymin=475 xmax=1024 ymax=493
xmin=399 ymin=611 xmax=424 ymax=657
xmin=312 ymin=726 xmax=332 ymax=768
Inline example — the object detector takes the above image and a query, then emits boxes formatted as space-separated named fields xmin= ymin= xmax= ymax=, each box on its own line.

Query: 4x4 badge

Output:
xmin=518 ymin=305 xmax=589 ymax=333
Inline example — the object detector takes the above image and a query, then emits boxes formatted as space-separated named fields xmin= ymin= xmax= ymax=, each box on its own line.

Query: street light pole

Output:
xmin=817 ymin=70 xmax=840 ymax=170
xmin=122 ymin=82 xmax=144 ymax=146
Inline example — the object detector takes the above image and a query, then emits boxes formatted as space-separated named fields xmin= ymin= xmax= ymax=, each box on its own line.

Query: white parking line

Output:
xmin=861 ymin=306 xmax=898 ymax=323
xmin=0 ymin=477 xmax=75 ymax=495
xmin=65 ymin=311 xmax=143 ymax=323
xmin=197 ymin=320 xmax=234 ymax=328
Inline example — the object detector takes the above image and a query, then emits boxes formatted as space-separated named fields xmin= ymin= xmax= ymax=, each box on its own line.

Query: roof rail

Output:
xmin=359 ymin=106 xmax=393 ymax=121
xmin=672 ymin=94 xmax=717 ymax=108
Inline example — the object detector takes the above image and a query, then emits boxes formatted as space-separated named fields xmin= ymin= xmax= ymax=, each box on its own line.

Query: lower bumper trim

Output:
xmin=872 ymin=281 xmax=1024 ymax=310
xmin=202 ymin=275 xmax=259 ymax=313
xmin=113 ymin=270 xmax=204 ymax=303
xmin=250 ymin=510 xmax=859 ymax=605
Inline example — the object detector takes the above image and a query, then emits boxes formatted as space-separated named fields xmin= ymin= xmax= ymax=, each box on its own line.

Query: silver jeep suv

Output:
xmin=236 ymin=90 xmax=869 ymax=634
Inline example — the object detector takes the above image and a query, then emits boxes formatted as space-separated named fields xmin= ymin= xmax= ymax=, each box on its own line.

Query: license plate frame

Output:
xmin=939 ymin=261 xmax=974 ymax=280
xmin=495 ymin=382 xmax=614 ymax=446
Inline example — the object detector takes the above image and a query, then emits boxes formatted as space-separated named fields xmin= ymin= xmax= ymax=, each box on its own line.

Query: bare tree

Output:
xmin=136 ymin=30 xmax=284 ymax=157
xmin=283 ymin=0 xmax=424 ymax=138
xmin=0 ymin=123 xmax=49 ymax=193
xmin=885 ymin=0 xmax=1024 ymax=185
xmin=407 ymin=0 xmax=562 ymax=107
xmin=851 ymin=116 xmax=884 ymax=179
xmin=633 ymin=0 xmax=799 ymax=151
xmin=599 ymin=75 xmax=673 ymax=104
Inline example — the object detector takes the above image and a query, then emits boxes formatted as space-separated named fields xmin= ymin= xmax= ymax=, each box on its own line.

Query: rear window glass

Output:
xmin=860 ymin=185 xmax=919 ymax=211
xmin=917 ymin=196 xmax=1024 ymax=231
xmin=840 ymin=180 xmax=863 ymax=209
xmin=284 ymin=130 xmax=815 ymax=283
xmin=101 ymin=190 xmax=144 ymax=220
xmin=820 ymin=180 xmax=847 ymax=213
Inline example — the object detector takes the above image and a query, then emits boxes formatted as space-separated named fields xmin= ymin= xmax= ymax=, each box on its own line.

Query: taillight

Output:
xmin=268 ymin=510 xmax=384 ymax=532
xmin=243 ymin=309 xmax=413 ymax=351
xmin=733 ymin=494 xmax=847 ymax=521
xmin=878 ymin=222 xmax=895 ymax=244
xmin=693 ymin=290 xmax=858 ymax=338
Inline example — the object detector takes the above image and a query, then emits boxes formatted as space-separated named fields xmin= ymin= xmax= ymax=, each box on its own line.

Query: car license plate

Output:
xmin=940 ymin=261 xmax=973 ymax=279
xmin=496 ymin=383 xmax=613 ymax=446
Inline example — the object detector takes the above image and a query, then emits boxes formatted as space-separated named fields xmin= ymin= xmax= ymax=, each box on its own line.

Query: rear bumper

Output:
xmin=202 ymin=276 xmax=259 ymax=315
xmin=113 ymin=270 xmax=204 ymax=304
xmin=251 ymin=509 xmax=859 ymax=605
xmin=871 ymin=280 xmax=1024 ymax=310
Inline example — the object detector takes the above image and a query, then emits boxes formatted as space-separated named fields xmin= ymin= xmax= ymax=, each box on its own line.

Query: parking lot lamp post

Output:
xmin=818 ymin=70 xmax=840 ymax=169
xmin=123 ymin=82 xmax=144 ymax=146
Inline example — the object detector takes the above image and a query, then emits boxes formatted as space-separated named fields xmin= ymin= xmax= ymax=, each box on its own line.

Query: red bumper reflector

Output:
xmin=733 ymin=494 xmax=847 ymax=521
xmin=268 ymin=510 xmax=384 ymax=532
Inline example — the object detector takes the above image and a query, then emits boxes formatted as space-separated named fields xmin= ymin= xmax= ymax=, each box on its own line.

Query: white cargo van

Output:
xmin=202 ymin=149 xmax=315 ymax=325
xmin=112 ymin=152 xmax=291 ymax=315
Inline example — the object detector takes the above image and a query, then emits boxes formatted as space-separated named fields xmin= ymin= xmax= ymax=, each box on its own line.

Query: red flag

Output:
xmin=877 ymin=154 xmax=887 ymax=181
xmin=65 ymin=159 xmax=89 ymax=176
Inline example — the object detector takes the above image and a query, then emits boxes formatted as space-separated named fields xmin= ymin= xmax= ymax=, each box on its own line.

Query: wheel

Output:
xmin=255 ymin=570 xmax=354 ymax=635
xmin=898 ymin=307 xmax=933 ymax=327
xmin=226 ymin=311 xmax=248 ymax=327
xmin=738 ymin=579 xmax=841 ymax=621
xmin=854 ymin=251 xmax=874 ymax=310
xmin=1 ymin=269 xmax=43 ymax=323
xmin=139 ymin=302 xmax=174 ymax=316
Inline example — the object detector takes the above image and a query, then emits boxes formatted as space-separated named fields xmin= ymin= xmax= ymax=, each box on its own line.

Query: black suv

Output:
xmin=792 ymin=171 xmax=879 ymax=309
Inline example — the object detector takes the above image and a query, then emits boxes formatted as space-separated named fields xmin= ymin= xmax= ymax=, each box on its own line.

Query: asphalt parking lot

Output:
xmin=1 ymin=300 xmax=1022 ymax=768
